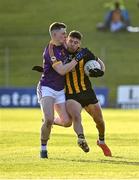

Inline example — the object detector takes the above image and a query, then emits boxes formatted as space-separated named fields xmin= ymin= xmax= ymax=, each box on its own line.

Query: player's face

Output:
xmin=53 ymin=29 xmax=67 ymax=44
xmin=66 ymin=37 xmax=81 ymax=53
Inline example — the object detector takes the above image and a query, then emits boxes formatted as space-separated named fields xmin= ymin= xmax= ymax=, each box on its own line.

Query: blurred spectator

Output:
xmin=138 ymin=1 xmax=139 ymax=8
xmin=97 ymin=0 xmax=130 ymax=32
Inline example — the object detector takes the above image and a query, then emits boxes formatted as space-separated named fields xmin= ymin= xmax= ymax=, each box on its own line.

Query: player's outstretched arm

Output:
xmin=52 ymin=48 xmax=88 ymax=75
xmin=32 ymin=60 xmax=77 ymax=75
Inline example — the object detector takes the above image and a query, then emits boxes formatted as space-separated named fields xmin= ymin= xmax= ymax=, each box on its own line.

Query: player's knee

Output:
xmin=43 ymin=117 xmax=54 ymax=127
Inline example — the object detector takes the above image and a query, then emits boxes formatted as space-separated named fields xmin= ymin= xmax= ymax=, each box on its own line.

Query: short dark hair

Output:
xmin=69 ymin=30 xmax=83 ymax=40
xmin=49 ymin=22 xmax=67 ymax=33
xmin=115 ymin=2 xmax=120 ymax=9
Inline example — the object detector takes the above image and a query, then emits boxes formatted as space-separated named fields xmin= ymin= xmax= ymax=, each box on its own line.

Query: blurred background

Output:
xmin=0 ymin=0 xmax=139 ymax=108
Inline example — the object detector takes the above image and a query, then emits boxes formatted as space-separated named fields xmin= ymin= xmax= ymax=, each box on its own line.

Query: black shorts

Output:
xmin=66 ymin=89 xmax=98 ymax=107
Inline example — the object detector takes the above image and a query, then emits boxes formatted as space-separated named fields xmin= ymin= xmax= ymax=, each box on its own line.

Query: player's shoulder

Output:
xmin=82 ymin=47 xmax=97 ymax=61
xmin=48 ymin=43 xmax=66 ymax=56
xmin=43 ymin=42 xmax=57 ymax=59
xmin=43 ymin=45 xmax=50 ymax=59
xmin=83 ymin=47 xmax=95 ymax=56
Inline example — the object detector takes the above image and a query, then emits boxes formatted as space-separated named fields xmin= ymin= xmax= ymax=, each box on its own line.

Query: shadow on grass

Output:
xmin=50 ymin=157 xmax=139 ymax=166
xmin=99 ymin=159 xmax=139 ymax=166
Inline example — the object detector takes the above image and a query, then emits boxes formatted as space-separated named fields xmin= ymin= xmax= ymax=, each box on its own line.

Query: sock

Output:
xmin=78 ymin=134 xmax=85 ymax=139
xmin=41 ymin=144 xmax=47 ymax=151
xmin=99 ymin=134 xmax=105 ymax=144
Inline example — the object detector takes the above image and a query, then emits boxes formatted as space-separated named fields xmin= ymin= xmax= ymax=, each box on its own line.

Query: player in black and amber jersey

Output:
xmin=65 ymin=46 xmax=98 ymax=105
xmin=65 ymin=31 xmax=112 ymax=156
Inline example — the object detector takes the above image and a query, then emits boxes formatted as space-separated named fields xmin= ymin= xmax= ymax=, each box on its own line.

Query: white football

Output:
xmin=84 ymin=60 xmax=101 ymax=76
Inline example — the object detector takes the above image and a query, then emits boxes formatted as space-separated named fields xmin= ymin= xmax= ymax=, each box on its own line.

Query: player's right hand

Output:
xmin=89 ymin=68 xmax=104 ymax=77
xmin=75 ymin=48 xmax=88 ymax=62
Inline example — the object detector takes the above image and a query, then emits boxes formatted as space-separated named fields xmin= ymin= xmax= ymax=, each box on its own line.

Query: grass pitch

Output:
xmin=0 ymin=108 xmax=139 ymax=179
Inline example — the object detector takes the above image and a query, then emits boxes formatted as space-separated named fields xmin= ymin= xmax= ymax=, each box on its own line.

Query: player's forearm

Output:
xmin=59 ymin=59 xmax=77 ymax=75
xmin=98 ymin=58 xmax=105 ymax=72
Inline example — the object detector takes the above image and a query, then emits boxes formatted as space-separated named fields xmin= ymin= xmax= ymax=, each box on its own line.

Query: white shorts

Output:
xmin=37 ymin=84 xmax=65 ymax=104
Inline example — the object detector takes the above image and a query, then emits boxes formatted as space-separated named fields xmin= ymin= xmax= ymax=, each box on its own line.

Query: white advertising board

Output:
xmin=117 ymin=85 xmax=139 ymax=109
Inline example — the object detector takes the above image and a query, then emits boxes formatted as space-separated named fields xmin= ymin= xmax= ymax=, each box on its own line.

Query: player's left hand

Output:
xmin=32 ymin=66 xmax=43 ymax=72
xmin=89 ymin=68 xmax=104 ymax=77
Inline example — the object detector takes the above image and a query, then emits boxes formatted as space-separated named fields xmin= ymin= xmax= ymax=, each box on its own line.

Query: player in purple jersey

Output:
xmin=37 ymin=22 xmax=87 ymax=158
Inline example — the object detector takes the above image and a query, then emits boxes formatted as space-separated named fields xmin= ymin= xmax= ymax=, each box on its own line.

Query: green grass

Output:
xmin=0 ymin=108 xmax=139 ymax=179
xmin=0 ymin=0 xmax=139 ymax=104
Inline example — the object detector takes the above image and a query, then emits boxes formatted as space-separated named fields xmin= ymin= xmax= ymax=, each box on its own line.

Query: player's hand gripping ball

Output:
xmin=84 ymin=60 xmax=104 ymax=77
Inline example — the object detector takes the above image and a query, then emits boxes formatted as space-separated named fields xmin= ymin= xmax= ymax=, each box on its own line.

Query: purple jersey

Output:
xmin=40 ymin=43 xmax=68 ymax=91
